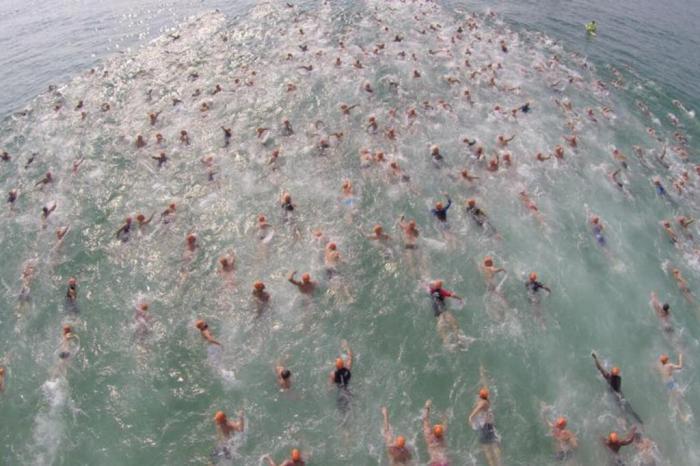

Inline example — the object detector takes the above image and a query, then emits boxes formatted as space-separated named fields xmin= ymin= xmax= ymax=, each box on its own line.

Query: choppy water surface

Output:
xmin=1 ymin=1 xmax=699 ymax=465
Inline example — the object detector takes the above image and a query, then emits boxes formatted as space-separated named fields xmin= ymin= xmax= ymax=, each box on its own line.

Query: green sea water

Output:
xmin=0 ymin=1 xmax=699 ymax=465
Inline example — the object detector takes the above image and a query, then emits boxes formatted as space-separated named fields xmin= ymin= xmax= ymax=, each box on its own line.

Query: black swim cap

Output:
xmin=662 ymin=304 xmax=670 ymax=312
xmin=281 ymin=369 xmax=291 ymax=379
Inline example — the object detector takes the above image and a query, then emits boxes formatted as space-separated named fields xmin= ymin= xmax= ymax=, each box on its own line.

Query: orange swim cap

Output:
xmin=660 ymin=354 xmax=669 ymax=364
xmin=335 ymin=358 xmax=344 ymax=369
xmin=258 ymin=214 xmax=266 ymax=222
xmin=529 ymin=272 xmax=537 ymax=281
xmin=433 ymin=424 xmax=444 ymax=438
xmin=291 ymin=449 xmax=301 ymax=461
xmin=68 ymin=277 xmax=77 ymax=286
xmin=62 ymin=324 xmax=72 ymax=334
xmin=609 ymin=432 xmax=618 ymax=443
xmin=301 ymin=273 xmax=311 ymax=282
xmin=467 ymin=198 xmax=476 ymax=207
xmin=395 ymin=435 xmax=406 ymax=448
xmin=479 ymin=388 xmax=489 ymax=400
xmin=611 ymin=367 xmax=620 ymax=376
xmin=253 ymin=281 xmax=265 ymax=291
xmin=328 ymin=242 xmax=337 ymax=250
xmin=373 ymin=224 xmax=383 ymax=233
xmin=435 ymin=202 xmax=444 ymax=210
xmin=432 ymin=279 xmax=443 ymax=289
xmin=140 ymin=303 xmax=149 ymax=311
xmin=555 ymin=417 xmax=567 ymax=429
xmin=214 ymin=411 xmax=226 ymax=423
xmin=195 ymin=320 xmax=206 ymax=330
xmin=484 ymin=256 xmax=493 ymax=266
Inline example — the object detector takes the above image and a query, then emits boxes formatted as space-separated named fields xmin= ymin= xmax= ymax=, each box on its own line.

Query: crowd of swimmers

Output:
xmin=1 ymin=0 xmax=698 ymax=465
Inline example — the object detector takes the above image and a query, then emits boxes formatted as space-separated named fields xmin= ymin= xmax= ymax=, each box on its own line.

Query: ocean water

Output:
xmin=0 ymin=1 xmax=698 ymax=466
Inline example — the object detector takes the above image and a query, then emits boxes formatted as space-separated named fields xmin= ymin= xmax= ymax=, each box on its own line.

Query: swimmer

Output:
xmin=497 ymin=135 xmax=515 ymax=147
xmin=545 ymin=416 xmax=578 ymax=463
xmin=675 ymin=215 xmax=694 ymax=239
xmin=57 ymin=324 xmax=79 ymax=363
xmin=603 ymin=427 xmax=637 ymax=457
xmin=155 ymin=133 xmax=164 ymax=145
xmin=590 ymin=215 xmax=606 ymax=246
xmin=670 ymin=267 xmax=693 ymax=303
xmin=185 ymin=233 xmax=197 ymax=254
xmin=659 ymin=220 xmax=678 ymax=244
xmin=60 ymin=277 xmax=77 ymax=310
xmin=468 ymin=388 xmax=502 ymax=466
xmin=256 ymin=214 xmax=272 ymax=240
xmin=612 ymin=149 xmax=628 ymax=169
xmin=465 ymin=198 xmax=492 ymax=230
xmin=553 ymin=145 xmax=565 ymax=160
xmin=329 ymin=340 xmax=352 ymax=391
xmin=35 ymin=171 xmax=53 ymax=188
xmin=0 ymin=366 xmax=4 ymax=393
xmin=388 ymin=161 xmax=411 ymax=183
xmin=340 ymin=103 xmax=358 ymax=115
xmin=41 ymin=202 xmax=57 ymax=222
xmin=422 ymin=400 xmax=450 ymax=466
xmin=160 ymin=203 xmax=176 ymax=223
xmin=281 ymin=192 xmax=295 ymax=212
xmin=195 ymin=320 xmax=221 ymax=346
xmin=180 ymin=130 xmax=190 ymax=145
xmin=431 ymin=195 xmax=452 ymax=222
xmin=519 ymin=191 xmax=544 ymax=224
xmin=275 ymin=363 xmax=291 ymax=390
xmin=657 ymin=354 xmax=686 ymax=407
xmin=340 ymin=180 xmax=357 ymax=207
xmin=381 ymin=406 xmax=413 ymax=465
xmin=650 ymin=292 xmax=673 ymax=335
xmin=526 ymin=272 xmax=551 ymax=295
xmin=213 ymin=410 xmax=244 ymax=441
xmin=115 ymin=217 xmax=132 ymax=242
xmin=287 ymin=271 xmax=316 ymax=295
xmin=148 ymin=111 xmax=160 ymax=126
xmin=281 ymin=118 xmax=294 ymax=136
xmin=428 ymin=279 xmax=462 ymax=317
xmin=458 ymin=168 xmax=479 ymax=182
xmin=535 ymin=152 xmax=551 ymax=162
xmin=609 ymin=169 xmax=625 ymax=191
xmin=651 ymin=176 xmax=667 ymax=197
xmin=367 ymin=224 xmax=391 ymax=242
xmin=135 ymin=135 xmax=146 ymax=148
xmin=136 ymin=213 xmax=154 ymax=229
xmin=592 ymin=352 xmax=643 ymax=423
xmin=151 ymin=152 xmax=168 ymax=167
xmin=324 ymin=242 xmax=341 ymax=277
xmin=264 ymin=449 xmax=305 ymax=466
xmin=399 ymin=216 xmax=420 ymax=248
xmin=481 ymin=256 xmax=505 ymax=291
xmin=564 ymin=135 xmax=577 ymax=148
xmin=7 ymin=188 xmax=18 ymax=208
xmin=252 ymin=280 xmax=270 ymax=305
xmin=430 ymin=145 xmax=444 ymax=165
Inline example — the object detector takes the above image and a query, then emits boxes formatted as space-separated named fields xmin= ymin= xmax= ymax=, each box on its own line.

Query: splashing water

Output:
xmin=0 ymin=1 xmax=699 ymax=465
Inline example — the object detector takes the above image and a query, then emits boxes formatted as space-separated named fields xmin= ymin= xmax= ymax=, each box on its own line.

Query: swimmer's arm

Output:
xmin=422 ymin=400 xmax=432 ymax=439
xmin=262 ymin=455 xmax=277 ymax=466
xmin=543 ymin=284 xmax=552 ymax=293
xmin=381 ymin=406 xmax=393 ymax=445
xmin=233 ymin=411 xmax=245 ymax=432
xmin=672 ymin=354 xmax=683 ymax=370
xmin=342 ymin=340 xmax=352 ymax=370
xmin=591 ymin=352 xmax=607 ymax=377
xmin=445 ymin=196 xmax=452 ymax=210
xmin=467 ymin=402 xmax=481 ymax=425
xmin=287 ymin=272 xmax=302 ymax=287
xmin=620 ymin=427 xmax=636 ymax=445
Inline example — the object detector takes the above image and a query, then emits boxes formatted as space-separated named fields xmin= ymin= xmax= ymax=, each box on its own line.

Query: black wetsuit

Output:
xmin=431 ymin=198 xmax=452 ymax=221
xmin=282 ymin=201 xmax=294 ymax=212
xmin=334 ymin=368 xmax=351 ymax=388
xmin=526 ymin=280 xmax=548 ymax=293
xmin=466 ymin=206 xmax=487 ymax=227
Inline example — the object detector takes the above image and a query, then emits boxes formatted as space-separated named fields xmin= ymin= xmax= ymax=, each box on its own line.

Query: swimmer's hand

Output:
xmin=591 ymin=351 xmax=598 ymax=359
xmin=425 ymin=399 xmax=432 ymax=409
